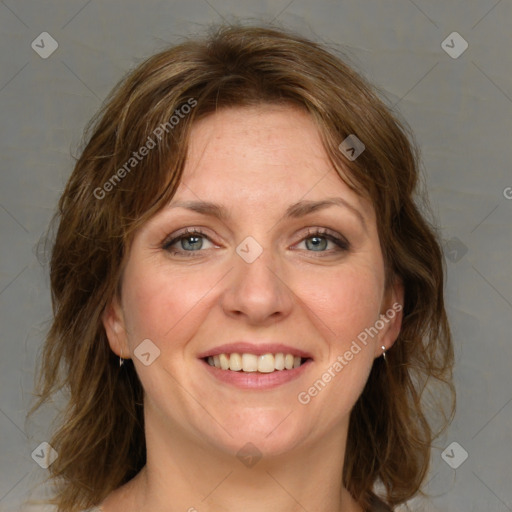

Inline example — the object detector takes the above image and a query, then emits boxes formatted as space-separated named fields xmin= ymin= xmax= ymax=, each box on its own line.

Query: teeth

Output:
xmin=219 ymin=353 xmax=230 ymax=370
xmin=242 ymin=353 xmax=258 ymax=372
xmin=229 ymin=353 xmax=242 ymax=371
xmin=206 ymin=352 xmax=306 ymax=372
xmin=258 ymin=354 xmax=275 ymax=373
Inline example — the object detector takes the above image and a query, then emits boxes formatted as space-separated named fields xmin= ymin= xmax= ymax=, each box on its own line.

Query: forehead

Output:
xmin=187 ymin=104 xmax=322 ymax=159
xmin=176 ymin=105 xmax=370 ymax=216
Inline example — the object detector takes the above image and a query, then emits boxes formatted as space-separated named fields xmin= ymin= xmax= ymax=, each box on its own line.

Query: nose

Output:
xmin=220 ymin=241 xmax=294 ymax=326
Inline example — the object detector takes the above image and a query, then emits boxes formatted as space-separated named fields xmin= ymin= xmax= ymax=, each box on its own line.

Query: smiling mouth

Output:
xmin=204 ymin=353 xmax=311 ymax=373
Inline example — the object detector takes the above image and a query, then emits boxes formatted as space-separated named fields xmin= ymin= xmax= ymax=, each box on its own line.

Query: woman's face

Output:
xmin=104 ymin=104 xmax=403 ymax=459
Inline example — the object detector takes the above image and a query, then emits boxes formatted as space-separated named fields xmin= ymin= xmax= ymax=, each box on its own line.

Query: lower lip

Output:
xmin=200 ymin=359 xmax=313 ymax=390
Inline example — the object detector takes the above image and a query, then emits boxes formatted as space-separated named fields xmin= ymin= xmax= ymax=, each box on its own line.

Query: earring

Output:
xmin=381 ymin=345 xmax=387 ymax=360
xmin=119 ymin=350 xmax=124 ymax=367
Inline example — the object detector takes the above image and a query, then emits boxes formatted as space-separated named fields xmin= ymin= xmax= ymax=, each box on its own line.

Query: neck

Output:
xmin=105 ymin=404 xmax=363 ymax=512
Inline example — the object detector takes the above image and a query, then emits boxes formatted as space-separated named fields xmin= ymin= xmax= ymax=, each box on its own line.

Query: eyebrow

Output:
xmin=166 ymin=197 xmax=367 ymax=231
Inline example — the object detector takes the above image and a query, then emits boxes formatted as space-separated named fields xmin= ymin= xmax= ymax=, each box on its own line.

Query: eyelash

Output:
xmin=162 ymin=227 xmax=350 ymax=258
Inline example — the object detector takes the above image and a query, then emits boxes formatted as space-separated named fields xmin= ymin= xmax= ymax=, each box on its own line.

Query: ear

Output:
xmin=102 ymin=294 xmax=130 ymax=359
xmin=374 ymin=277 xmax=404 ymax=358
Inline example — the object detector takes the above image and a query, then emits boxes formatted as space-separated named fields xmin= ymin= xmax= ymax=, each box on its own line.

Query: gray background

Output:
xmin=0 ymin=1 xmax=511 ymax=511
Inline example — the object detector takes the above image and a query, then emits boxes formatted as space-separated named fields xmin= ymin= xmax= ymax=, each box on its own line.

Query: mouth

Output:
xmin=197 ymin=342 xmax=314 ymax=389
xmin=203 ymin=353 xmax=312 ymax=373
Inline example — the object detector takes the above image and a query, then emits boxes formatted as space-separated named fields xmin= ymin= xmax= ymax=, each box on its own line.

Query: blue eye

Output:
xmin=175 ymin=234 xmax=203 ymax=251
xmin=162 ymin=228 xmax=349 ymax=258
xmin=163 ymin=228 xmax=213 ymax=256
xmin=299 ymin=229 xmax=350 ymax=253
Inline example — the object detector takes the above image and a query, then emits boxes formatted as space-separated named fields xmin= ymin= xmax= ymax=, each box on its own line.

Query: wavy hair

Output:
xmin=28 ymin=23 xmax=455 ymax=512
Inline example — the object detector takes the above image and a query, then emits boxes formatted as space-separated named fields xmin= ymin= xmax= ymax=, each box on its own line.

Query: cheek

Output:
xmin=297 ymin=263 xmax=383 ymax=348
xmin=121 ymin=261 xmax=221 ymax=348
xmin=294 ymin=267 xmax=383 ymax=426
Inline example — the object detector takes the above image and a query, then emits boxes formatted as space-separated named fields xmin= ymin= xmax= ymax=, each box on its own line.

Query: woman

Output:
xmin=29 ymin=24 xmax=455 ymax=512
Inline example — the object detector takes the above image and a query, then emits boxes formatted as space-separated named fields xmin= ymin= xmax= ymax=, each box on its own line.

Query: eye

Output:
xmin=162 ymin=227 xmax=350 ymax=258
xmin=295 ymin=228 xmax=350 ymax=254
xmin=162 ymin=228 xmax=215 ymax=257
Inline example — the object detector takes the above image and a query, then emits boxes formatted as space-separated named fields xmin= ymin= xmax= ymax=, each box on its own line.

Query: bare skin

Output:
xmin=101 ymin=104 xmax=403 ymax=512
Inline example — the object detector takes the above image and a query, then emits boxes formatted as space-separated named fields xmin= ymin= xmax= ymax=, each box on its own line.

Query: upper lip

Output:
xmin=197 ymin=342 xmax=314 ymax=360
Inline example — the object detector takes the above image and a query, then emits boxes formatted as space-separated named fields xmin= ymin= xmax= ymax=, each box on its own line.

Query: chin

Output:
xmin=198 ymin=408 xmax=310 ymax=459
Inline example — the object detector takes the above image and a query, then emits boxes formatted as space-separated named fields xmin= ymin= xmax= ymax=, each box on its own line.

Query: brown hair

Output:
xmin=29 ymin=23 xmax=455 ymax=512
